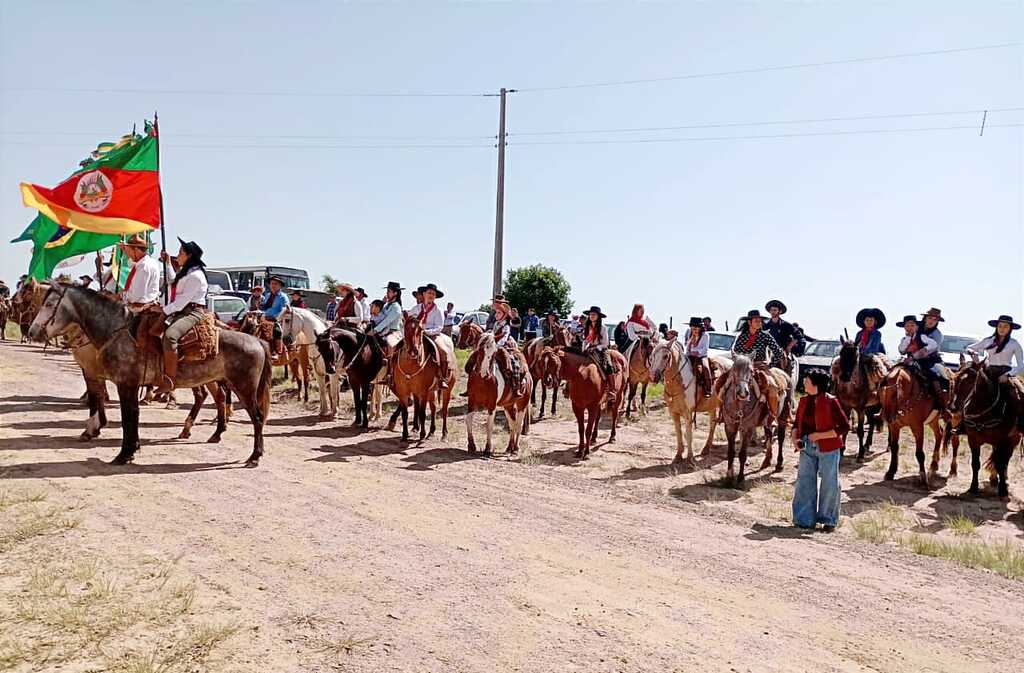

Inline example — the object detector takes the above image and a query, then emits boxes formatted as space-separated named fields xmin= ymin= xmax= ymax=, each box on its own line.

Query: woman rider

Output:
xmin=407 ymin=283 xmax=453 ymax=389
xmin=853 ymin=308 xmax=886 ymax=355
xmin=965 ymin=315 xmax=1024 ymax=430
xmin=725 ymin=309 xmax=787 ymax=419
xmin=366 ymin=281 xmax=404 ymax=355
xmin=682 ymin=316 xmax=712 ymax=398
xmin=623 ymin=303 xmax=656 ymax=360
xmin=487 ymin=296 xmax=523 ymax=390
xmin=154 ymin=239 xmax=209 ymax=395
xmin=541 ymin=310 xmax=560 ymax=339
xmin=580 ymin=306 xmax=613 ymax=376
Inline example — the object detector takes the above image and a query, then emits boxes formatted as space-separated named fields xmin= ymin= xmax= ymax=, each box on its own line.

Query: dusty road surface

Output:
xmin=2 ymin=340 xmax=1022 ymax=673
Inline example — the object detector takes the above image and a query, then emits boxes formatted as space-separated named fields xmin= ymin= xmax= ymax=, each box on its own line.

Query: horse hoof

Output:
xmin=207 ymin=436 xmax=222 ymax=444
xmin=883 ymin=471 xmax=895 ymax=481
xmin=948 ymin=467 xmax=958 ymax=478
xmin=244 ymin=459 xmax=260 ymax=468
xmin=468 ymin=446 xmax=477 ymax=455
xmin=110 ymin=454 xmax=133 ymax=466
xmin=608 ymin=436 xmax=616 ymax=444
xmin=966 ymin=487 xmax=980 ymax=497
xmin=483 ymin=449 xmax=493 ymax=458
xmin=78 ymin=432 xmax=94 ymax=442
xmin=773 ymin=465 xmax=783 ymax=473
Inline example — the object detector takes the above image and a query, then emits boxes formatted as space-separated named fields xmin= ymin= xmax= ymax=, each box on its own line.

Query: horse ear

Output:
xmin=959 ymin=352 xmax=965 ymax=367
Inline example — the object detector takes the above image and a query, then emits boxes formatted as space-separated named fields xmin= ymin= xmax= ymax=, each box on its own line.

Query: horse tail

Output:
xmin=257 ymin=340 xmax=273 ymax=422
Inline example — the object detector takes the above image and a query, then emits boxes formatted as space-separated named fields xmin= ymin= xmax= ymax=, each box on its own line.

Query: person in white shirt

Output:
xmin=965 ymin=314 xmax=1024 ymax=431
xmin=682 ymin=316 xmax=712 ymax=398
xmin=896 ymin=314 xmax=945 ymax=406
xmin=442 ymin=301 xmax=457 ymax=336
xmin=154 ymin=238 xmax=209 ymax=395
xmin=354 ymin=288 xmax=369 ymax=327
xmin=406 ymin=283 xmax=453 ymax=388
xmin=120 ymin=234 xmax=168 ymax=311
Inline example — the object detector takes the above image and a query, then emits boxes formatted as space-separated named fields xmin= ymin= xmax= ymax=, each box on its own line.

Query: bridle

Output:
xmin=955 ymin=365 xmax=1006 ymax=431
xmin=396 ymin=324 xmax=429 ymax=380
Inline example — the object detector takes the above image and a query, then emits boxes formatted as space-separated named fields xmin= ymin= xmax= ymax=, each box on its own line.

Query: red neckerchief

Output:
xmin=744 ymin=330 xmax=758 ymax=350
xmin=337 ymin=294 xmax=355 ymax=317
xmin=586 ymin=323 xmax=600 ymax=343
xmin=124 ymin=265 xmax=138 ymax=292
xmin=627 ymin=315 xmax=648 ymax=327
xmin=906 ymin=332 xmax=922 ymax=353
xmin=419 ymin=302 xmax=436 ymax=324
xmin=859 ymin=327 xmax=872 ymax=349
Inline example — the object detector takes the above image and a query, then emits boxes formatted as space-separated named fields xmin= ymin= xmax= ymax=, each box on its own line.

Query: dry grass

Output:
xmin=904 ymin=535 xmax=1024 ymax=580
xmin=942 ymin=512 xmax=978 ymax=537
xmin=849 ymin=501 xmax=917 ymax=544
xmin=316 ymin=633 xmax=378 ymax=659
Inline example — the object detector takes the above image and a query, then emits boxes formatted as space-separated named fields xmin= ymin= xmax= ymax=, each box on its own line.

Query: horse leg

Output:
xmin=484 ymin=410 xmax=495 ymax=456
xmin=387 ymin=404 xmax=401 ymax=432
xmin=359 ymin=383 xmax=370 ymax=428
xmin=672 ymin=413 xmax=685 ymax=462
xmin=948 ymin=429 xmax=960 ymax=478
xmin=590 ymin=406 xmax=602 ymax=445
xmin=81 ymin=387 xmax=100 ymax=441
xmin=573 ymin=405 xmax=586 ymax=458
xmin=967 ymin=436 xmax=981 ymax=495
xmin=625 ymin=382 xmax=635 ymax=418
xmin=774 ymin=416 xmax=786 ymax=472
xmin=928 ymin=418 xmax=944 ymax=478
xmin=426 ymin=394 xmax=437 ymax=440
xmin=759 ymin=422 xmax=774 ymax=471
xmin=440 ymin=387 xmax=451 ymax=441
xmin=351 ymin=383 xmax=363 ymax=427
xmin=400 ymin=402 xmax=409 ymax=441
xmin=994 ymin=439 xmax=1012 ymax=498
xmin=112 ymin=384 xmax=141 ymax=465
xmin=701 ymin=410 xmax=717 ymax=457
xmin=505 ymin=407 xmax=519 ymax=456
xmin=207 ymin=383 xmax=227 ymax=443
xmin=737 ymin=430 xmax=749 ymax=486
xmin=466 ymin=411 xmax=477 ymax=453
xmin=912 ymin=424 xmax=929 ymax=489
xmin=640 ymin=382 xmax=648 ymax=415
xmin=854 ymin=411 xmax=865 ymax=462
xmin=884 ymin=425 xmax=899 ymax=481
xmin=608 ymin=397 xmax=619 ymax=444
xmin=725 ymin=429 xmax=737 ymax=483
xmin=179 ymin=386 xmax=206 ymax=439
xmin=551 ymin=382 xmax=558 ymax=416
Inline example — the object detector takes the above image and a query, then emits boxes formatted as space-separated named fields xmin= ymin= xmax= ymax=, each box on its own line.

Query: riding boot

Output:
xmin=930 ymin=378 xmax=948 ymax=411
xmin=154 ymin=350 xmax=178 ymax=396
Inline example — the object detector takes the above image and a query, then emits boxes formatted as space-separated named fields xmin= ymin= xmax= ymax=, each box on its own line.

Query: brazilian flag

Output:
xmin=12 ymin=213 xmax=121 ymax=281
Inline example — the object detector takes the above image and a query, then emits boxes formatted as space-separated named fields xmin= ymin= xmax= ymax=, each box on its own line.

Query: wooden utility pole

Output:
xmin=492 ymin=88 xmax=509 ymax=298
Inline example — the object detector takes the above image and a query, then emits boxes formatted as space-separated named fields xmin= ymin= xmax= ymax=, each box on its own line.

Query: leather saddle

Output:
xmin=133 ymin=308 xmax=220 ymax=363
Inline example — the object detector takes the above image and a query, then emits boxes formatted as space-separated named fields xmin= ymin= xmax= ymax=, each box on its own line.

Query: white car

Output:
xmin=797 ymin=340 xmax=841 ymax=389
xmin=452 ymin=310 xmax=489 ymax=339
xmin=706 ymin=331 xmax=736 ymax=360
xmin=937 ymin=334 xmax=980 ymax=372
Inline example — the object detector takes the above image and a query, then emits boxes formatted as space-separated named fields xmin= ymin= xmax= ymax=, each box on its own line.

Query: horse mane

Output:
xmin=475 ymin=332 xmax=498 ymax=377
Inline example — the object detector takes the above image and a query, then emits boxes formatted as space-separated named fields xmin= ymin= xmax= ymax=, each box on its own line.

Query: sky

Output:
xmin=1 ymin=1 xmax=1022 ymax=353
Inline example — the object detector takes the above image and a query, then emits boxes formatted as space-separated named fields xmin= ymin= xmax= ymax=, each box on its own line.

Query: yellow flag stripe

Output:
xmin=21 ymin=183 xmax=152 ymax=235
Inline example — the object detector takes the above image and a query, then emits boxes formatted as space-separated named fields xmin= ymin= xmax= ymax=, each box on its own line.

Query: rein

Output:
xmin=958 ymin=368 xmax=1007 ymax=431
xmin=396 ymin=332 xmax=430 ymax=381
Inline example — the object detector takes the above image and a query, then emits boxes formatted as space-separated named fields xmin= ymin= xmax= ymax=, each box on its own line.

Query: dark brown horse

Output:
xmin=464 ymin=332 xmax=532 ymax=456
xmin=316 ymin=326 xmax=387 ymax=428
xmin=538 ymin=347 xmax=626 ymax=459
xmin=390 ymin=318 xmax=454 ymax=441
xmin=30 ymin=285 xmax=271 ymax=466
xmin=878 ymin=364 xmax=946 ymax=488
xmin=523 ymin=325 xmax=571 ymax=420
xmin=948 ymin=358 xmax=1020 ymax=497
xmin=831 ymin=338 xmax=889 ymax=461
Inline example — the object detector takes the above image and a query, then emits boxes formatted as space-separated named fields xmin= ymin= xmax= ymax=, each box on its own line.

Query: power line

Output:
xmin=1 ymin=86 xmax=494 ymax=98
xmin=0 ymin=140 xmax=495 ymax=150
xmin=509 ymin=107 xmax=1024 ymax=137
xmin=515 ymin=42 xmax=1024 ymax=92
xmin=0 ymin=129 xmax=496 ymax=141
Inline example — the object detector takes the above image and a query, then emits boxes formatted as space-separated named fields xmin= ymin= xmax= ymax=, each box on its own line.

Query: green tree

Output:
xmin=321 ymin=273 xmax=339 ymax=295
xmin=502 ymin=264 xmax=573 ymax=317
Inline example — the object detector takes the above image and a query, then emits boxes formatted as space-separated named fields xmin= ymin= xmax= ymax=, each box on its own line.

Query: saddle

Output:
xmin=134 ymin=308 xmax=220 ymax=363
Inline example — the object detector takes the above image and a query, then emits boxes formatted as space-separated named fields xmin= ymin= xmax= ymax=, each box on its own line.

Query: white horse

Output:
xmin=279 ymin=306 xmax=339 ymax=419
xmin=648 ymin=339 xmax=733 ymax=462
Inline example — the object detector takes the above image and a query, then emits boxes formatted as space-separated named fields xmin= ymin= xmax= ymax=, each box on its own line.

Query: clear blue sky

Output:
xmin=2 ymin=2 xmax=1021 ymax=350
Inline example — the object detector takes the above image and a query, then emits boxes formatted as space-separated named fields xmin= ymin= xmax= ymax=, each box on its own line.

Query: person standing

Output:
xmin=442 ymin=301 xmax=457 ymax=337
xmin=154 ymin=239 xmax=209 ymax=395
xmin=792 ymin=370 xmax=850 ymax=532
xmin=522 ymin=307 xmax=540 ymax=343
xmin=510 ymin=308 xmax=522 ymax=342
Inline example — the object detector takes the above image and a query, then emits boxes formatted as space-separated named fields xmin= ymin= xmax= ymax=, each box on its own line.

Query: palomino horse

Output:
xmin=947 ymin=356 xmax=1018 ymax=497
xmin=464 ymin=332 xmax=532 ymax=456
xmin=317 ymin=326 xmax=388 ymax=429
xmin=523 ymin=325 xmax=571 ymax=420
xmin=718 ymin=355 xmax=791 ymax=485
xmin=389 ymin=319 xmax=455 ymax=441
xmin=279 ymin=306 xmax=339 ymax=419
xmin=878 ymin=364 xmax=947 ymax=489
xmin=623 ymin=334 xmax=655 ymax=418
xmin=538 ymin=347 xmax=626 ymax=460
xmin=30 ymin=285 xmax=271 ymax=466
xmin=831 ymin=338 xmax=889 ymax=462
xmin=239 ymin=310 xmax=310 ymax=401
xmin=648 ymin=339 xmax=732 ymax=462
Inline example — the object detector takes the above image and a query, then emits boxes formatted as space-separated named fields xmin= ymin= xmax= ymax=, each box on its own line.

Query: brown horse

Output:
xmin=948 ymin=358 xmax=1020 ymax=497
xmin=718 ymin=355 xmax=791 ymax=485
xmin=239 ymin=310 xmax=310 ymax=401
xmin=831 ymin=338 xmax=889 ymax=462
xmin=390 ymin=318 xmax=454 ymax=441
xmin=464 ymin=332 xmax=532 ymax=456
xmin=538 ymin=347 xmax=626 ymax=459
xmin=878 ymin=364 xmax=947 ymax=488
xmin=623 ymin=334 xmax=655 ymax=418
xmin=455 ymin=319 xmax=484 ymax=350
xmin=523 ymin=325 xmax=571 ymax=420
xmin=30 ymin=285 xmax=271 ymax=466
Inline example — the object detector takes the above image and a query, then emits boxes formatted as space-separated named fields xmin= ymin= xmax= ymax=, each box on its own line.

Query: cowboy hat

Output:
xmin=492 ymin=293 xmax=506 ymax=303
xmin=586 ymin=305 xmax=607 ymax=318
xmin=176 ymin=237 xmax=204 ymax=263
xmin=988 ymin=314 xmax=1021 ymax=330
xmin=354 ymin=287 xmax=366 ymax=296
xmin=545 ymin=309 xmax=559 ymax=318
xmin=746 ymin=309 xmax=767 ymax=320
xmin=856 ymin=308 xmax=886 ymax=329
xmin=765 ymin=299 xmax=787 ymax=314
xmin=688 ymin=316 xmax=704 ymax=328
xmin=421 ymin=283 xmax=444 ymax=299
xmin=895 ymin=315 xmax=919 ymax=327
xmin=335 ymin=281 xmax=354 ymax=292
xmin=415 ymin=286 xmax=426 ymax=294
xmin=290 ymin=289 xmax=304 ymax=297
xmin=268 ymin=275 xmax=285 ymax=286
xmin=920 ymin=307 xmax=945 ymax=322
xmin=123 ymin=234 xmax=148 ymax=250
xmin=383 ymin=281 xmax=404 ymax=292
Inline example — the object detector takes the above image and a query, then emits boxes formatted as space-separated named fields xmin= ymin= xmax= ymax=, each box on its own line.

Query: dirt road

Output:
xmin=1 ymin=340 xmax=1021 ymax=672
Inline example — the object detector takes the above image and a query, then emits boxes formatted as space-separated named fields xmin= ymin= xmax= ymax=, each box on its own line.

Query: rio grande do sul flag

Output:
xmin=20 ymin=127 xmax=161 ymax=235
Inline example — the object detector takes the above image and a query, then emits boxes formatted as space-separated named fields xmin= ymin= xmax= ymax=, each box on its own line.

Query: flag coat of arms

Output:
xmin=21 ymin=129 xmax=162 ymax=235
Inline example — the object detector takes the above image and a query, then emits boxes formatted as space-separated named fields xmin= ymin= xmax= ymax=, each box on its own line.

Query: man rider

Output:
xmin=120 ymin=234 xmax=168 ymax=313
xmin=764 ymin=300 xmax=796 ymax=353
xmin=260 ymin=275 xmax=291 ymax=350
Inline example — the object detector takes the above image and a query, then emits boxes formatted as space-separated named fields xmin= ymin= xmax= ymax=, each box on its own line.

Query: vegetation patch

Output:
xmin=904 ymin=534 xmax=1024 ymax=580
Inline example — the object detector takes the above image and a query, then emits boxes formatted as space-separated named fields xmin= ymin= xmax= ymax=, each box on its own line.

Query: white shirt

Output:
xmin=626 ymin=317 xmax=655 ymax=341
xmin=682 ymin=328 xmax=709 ymax=357
xmin=123 ymin=255 xmax=163 ymax=305
xmin=443 ymin=307 xmax=457 ymax=327
xmin=966 ymin=336 xmax=1024 ymax=377
xmin=407 ymin=302 xmax=444 ymax=335
xmin=163 ymin=268 xmax=208 ymax=315
xmin=898 ymin=332 xmax=939 ymax=359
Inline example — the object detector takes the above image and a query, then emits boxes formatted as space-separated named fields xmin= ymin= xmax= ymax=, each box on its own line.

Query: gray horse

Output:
xmin=719 ymin=355 xmax=773 ymax=485
xmin=30 ymin=285 xmax=271 ymax=466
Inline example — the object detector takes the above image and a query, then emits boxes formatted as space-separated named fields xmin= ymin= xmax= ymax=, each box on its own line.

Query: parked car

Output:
xmin=937 ymin=334 xmax=980 ymax=372
xmin=452 ymin=310 xmax=489 ymax=339
xmin=708 ymin=332 xmax=736 ymax=360
xmin=207 ymin=293 xmax=248 ymax=328
xmin=797 ymin=339 xmax=841 ymax=391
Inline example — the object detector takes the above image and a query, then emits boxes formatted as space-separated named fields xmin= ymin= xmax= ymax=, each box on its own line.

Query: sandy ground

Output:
xmin=1 ymin=339 xmax=1023 ymax=673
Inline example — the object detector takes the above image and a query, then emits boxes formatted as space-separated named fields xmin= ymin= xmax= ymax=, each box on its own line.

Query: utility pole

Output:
xmin=492 ymin=87 xmax=511 ymax=298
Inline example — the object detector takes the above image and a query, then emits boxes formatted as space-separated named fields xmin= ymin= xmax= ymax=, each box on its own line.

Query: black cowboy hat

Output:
xmin=586 ymin=305 xmax=607 ymax=318
xmin=688 ymin=316 xmax=703 ymax=328
xmin=354 ymin=287 xmax=365 ymax=295
xmin=415 ymin=286 xmax=426 ymax=294
xmin=895 ymin=315 xmax=919 ymax=327
xmin=702 ymin=316 xmax=712 ymax=322
xmin=920 ymin=307 xmax=945 ymax=322
xmin=290 ymin=290 xmax=304 ymax=297
xmin=746 ymin=309 xmax=767 ymax=320
xmin=856 ymin=308 xmax=886 ymax=329
xmin=765 ymin=299 xmax=787 ymax=314
xmin=988 ymin=315 xmax=1021 ymax=330
xmin=421 ymin=283 xmax=444 ymax=299
xmin=176 ymin=237 xmax=205 ymax=265
xmin=383 ymin=281 xmax=404 ymax=292
xmin=268 ymin=275 xmax=285 ymax=285
xmin=545 ymin=309 xmax=559 ymax=318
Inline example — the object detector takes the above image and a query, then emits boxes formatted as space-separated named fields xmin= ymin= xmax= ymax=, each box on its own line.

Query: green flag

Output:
xmin=22 ymin=213 xmax=121 ymax=281
xmin=10 ymin=214 xmax=45 ymax=243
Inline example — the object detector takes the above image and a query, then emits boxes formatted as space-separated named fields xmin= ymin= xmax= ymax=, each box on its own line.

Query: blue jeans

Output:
xmin=792 ymin=437 xmax=841 ymax=528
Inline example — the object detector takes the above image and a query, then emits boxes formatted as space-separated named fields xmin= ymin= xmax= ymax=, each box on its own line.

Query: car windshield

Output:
xmin=708 ymin=333 xmax=734 ymax=350
xmin=805 ymin=341 xmax=840 ymax=357
xmin=940 ymin=336 xmax=976 ymax=353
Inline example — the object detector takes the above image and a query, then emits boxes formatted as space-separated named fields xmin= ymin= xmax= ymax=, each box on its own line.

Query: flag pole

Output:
xmin=154 ymin=111 xmax=169 ymax=303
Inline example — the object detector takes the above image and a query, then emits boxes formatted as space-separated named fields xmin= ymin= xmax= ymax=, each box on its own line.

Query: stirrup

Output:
xmin=154 ymin=375 xmax=175 ymax=396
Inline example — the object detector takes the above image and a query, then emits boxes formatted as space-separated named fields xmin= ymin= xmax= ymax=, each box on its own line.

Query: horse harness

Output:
xmin=958 ymin=368 xmax=1009 ymax=432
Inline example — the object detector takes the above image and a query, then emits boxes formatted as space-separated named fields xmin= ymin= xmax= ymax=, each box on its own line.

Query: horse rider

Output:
xmin=260 ymin=275 xmax=291 ymax=351
xmin=335 ymin=282 xmax=367 ymax=328
xmin=703 ymin=317 xmax=715 ymax=332
xmin=484 ymin=293 xmax=505 ymax=331
xmin=579 ymin=306 xmax=614 ymax=377
xmin=464 ymin=295 xmax=523 ymax=394
xmin=119 ymin=234 xmax=169 ymax=313
xmin=154 ymin=239 xmax=209 ymax=395
xmin=366 ymin=281 xmax=405 ymax=355
xmin=625 ymin=303 xmax=657 ymax=352
xmin=895 ymin=314 xmax=945 ymax=408
xmin=683 ymin=316 xmax=713 ymax=398
xmin=725 ymin=309 xmax=787 ymax=419
xmin=290 ymin=290 xmax=307 ymax=309
xmin=854 ymin=308 xmax=886 ymax=355
xmin=248 ymin=285 xmax=264 ymax=311
xmin=613 ymin=321 xmax=629 ymax=352
xmin=965 ymin=315 xmax=1024 ymax=431
xmin=920 ymin=308 xmax=946 ymax=370
xmin=765 ymin=299 xmax=797 ymax=353
xmin=541 ymin=310 xmax=560 ymax=338
xmin=406 ymin=283 xmax=453 ymax=389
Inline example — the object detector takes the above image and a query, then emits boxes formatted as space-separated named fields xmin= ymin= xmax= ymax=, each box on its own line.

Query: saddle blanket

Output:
xmin=136 ymin=310 xmax=220 ymax=363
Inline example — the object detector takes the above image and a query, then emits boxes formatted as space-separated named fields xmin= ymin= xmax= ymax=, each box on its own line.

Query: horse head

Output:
xmin=550 ymin=326 xmax=571 ymax=349
xmin=731 ymin=355 xmax=754 ymax=401
xmin=28 ymin=283 xmax=84 ymax=341
xmin=279 ymin=306 xmax=298 ymax=346
xmin=403 ymin=318 xmax=424 ymax=359
xmin=457 ymin=319 xmax=481 ymax=349
xmin=647 ymin=339 xmax=676 ymax=384
xmin=837 ymin=337 xmax=859 ymax=382
xmin=240 ymin=310 xmax=263 ymax=335
xmin=949 ymin=355 xmax=992 ymax=420
xmin=316 ymin=329 xmax=341 ymax=374
xmin=539 ymin=347 xmax=563 ymax=388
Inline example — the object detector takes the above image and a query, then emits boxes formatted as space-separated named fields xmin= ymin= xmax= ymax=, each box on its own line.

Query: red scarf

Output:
xmin=586 ymin=322 xmax=601 ymax=343
xmin=906 ymin=332 xmax=922 ymax=353
xmin=859 ymin=327 xmax=872 ymax=350
xmin=419 ymin=302 xmax=436 ymax=324
xmin=743 ymin=330 xmax=757 ymax=350
xmin=123 ymin=265 xmax=138 ymax=293
xmin=627 ymin=315 xmax=649 ymax=328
